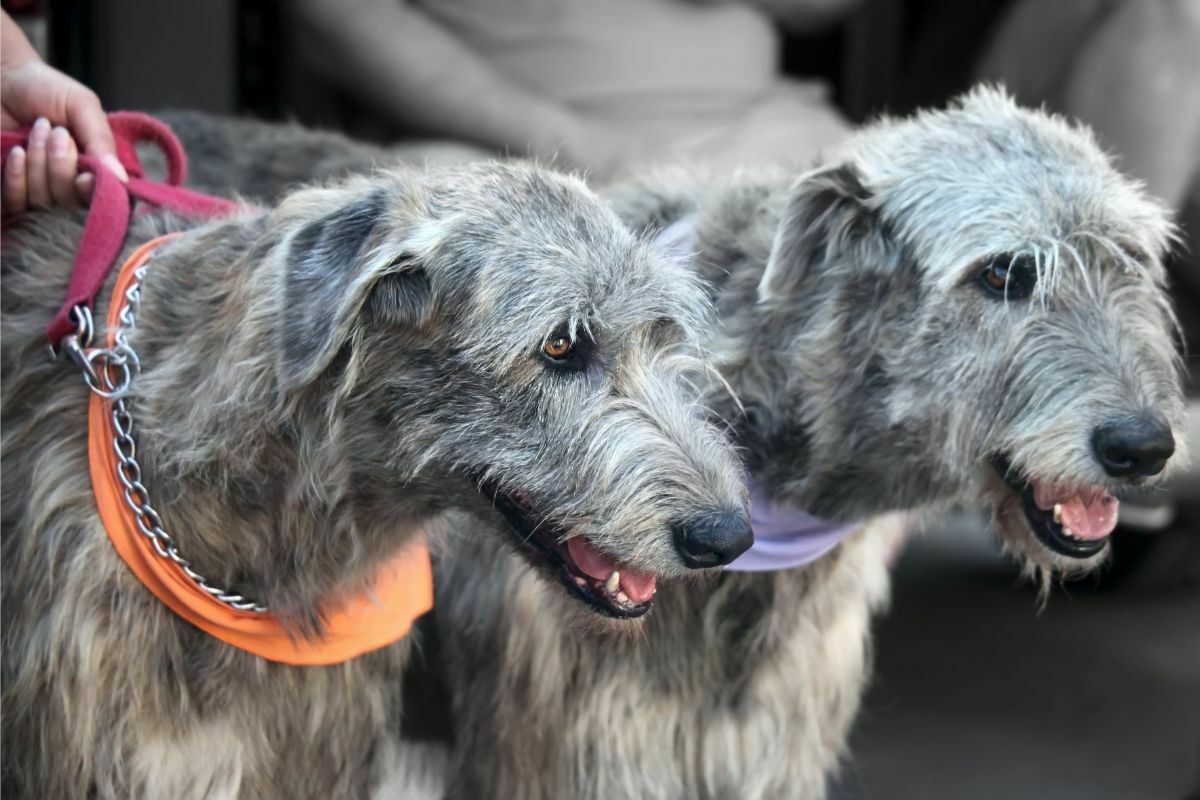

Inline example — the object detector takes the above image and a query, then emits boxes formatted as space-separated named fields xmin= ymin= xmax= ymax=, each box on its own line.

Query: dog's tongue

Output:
xmin=566 ymin=537 xmax=657 ymax=604
xmin=1032 ymin=483 xmax=1120 ymax=540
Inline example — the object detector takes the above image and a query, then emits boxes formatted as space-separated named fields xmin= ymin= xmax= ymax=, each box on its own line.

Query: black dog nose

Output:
xmin=1092 ymin=416 xmax=1175 ymax=478
xmin=674 ymin=510 xmax=754 ymax=568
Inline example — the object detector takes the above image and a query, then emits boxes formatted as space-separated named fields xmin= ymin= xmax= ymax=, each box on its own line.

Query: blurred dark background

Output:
xmin=40 ymin=0 xmax=1018 ymax=125
xmin=33 ymin=0 xmax=1200 ymax=345
xmin=10 ymin=1 xmax=1199 ymax=797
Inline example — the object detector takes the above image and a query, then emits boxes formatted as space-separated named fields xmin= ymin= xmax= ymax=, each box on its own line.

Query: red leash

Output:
xmin=1 ymin=112 xmax=240 ymax=349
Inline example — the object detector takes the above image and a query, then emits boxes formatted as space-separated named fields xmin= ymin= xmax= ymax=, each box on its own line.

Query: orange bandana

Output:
xmin=89 ymin=235 xmax=433 ymax=665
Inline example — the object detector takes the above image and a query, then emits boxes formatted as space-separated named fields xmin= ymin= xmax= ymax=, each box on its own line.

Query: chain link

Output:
xmin=69 ymin=262 xmax=268 ymax=613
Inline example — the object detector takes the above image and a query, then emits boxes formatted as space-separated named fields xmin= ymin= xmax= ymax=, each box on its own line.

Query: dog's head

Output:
xmin=275 ymin=162 xmax=750 ymax=619
xmin=756 ymin=86 xmax=1184 ymax=575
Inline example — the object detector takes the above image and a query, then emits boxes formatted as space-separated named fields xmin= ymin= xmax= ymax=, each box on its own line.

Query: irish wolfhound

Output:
xmin=0 ymin=161 xmax=750 ymax=798
xmin=426 ymin=87 xmax=1186 ymax=799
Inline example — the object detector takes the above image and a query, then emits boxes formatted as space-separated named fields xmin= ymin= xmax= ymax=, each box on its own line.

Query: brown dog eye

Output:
xmin=543 ymin=335 xmax=573 ymax=360
xmin=977 ymin=254 xmax=1036 ymax=301
xmin=982 ymin=262 xmax=1009 ymax=290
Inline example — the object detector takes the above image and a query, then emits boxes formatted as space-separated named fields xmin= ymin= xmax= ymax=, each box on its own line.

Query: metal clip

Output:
xmin=47 ymin=304 xmax=95 ymax=362
xmin=49 ymin=304 xmax=136 ymax=398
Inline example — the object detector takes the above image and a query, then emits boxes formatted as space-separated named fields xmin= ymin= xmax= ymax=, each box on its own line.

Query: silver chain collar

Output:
xmin=58 ymin=256 xmax=268 ymax=613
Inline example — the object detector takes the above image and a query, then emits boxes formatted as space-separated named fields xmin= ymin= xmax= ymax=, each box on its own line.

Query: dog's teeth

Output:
xmin=1062 ymin=526 xmax=1077 ymax=540
xmin=616 ymin=591 xmax=630 ymax=605
xmin=605 ymin=571 xmax=620 ymax=593
xmin=574 ymin=576 xmax=586 ymax=587
xmin=1053 ymin=503 xmax=1062 ymax=524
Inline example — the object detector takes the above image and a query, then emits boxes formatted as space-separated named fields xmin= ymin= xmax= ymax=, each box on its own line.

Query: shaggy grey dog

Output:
xmin=0 ymin=161 xmax=750 ymax=798
xmin=427 ymin=87 xmax=1187 ymax=799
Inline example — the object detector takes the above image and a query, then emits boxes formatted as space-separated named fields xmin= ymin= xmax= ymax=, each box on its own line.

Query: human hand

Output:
xmin=3 ymin=117 xmax=96 ymax=212
xmin=2 ymin=11 xmax=127 ymax=213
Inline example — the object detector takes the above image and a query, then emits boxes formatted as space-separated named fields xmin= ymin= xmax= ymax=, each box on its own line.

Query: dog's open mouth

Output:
xmin=483 ymin=485 xmax=656 ymax=619
xmin=990 ymin=456 xmax=1117 ymax=559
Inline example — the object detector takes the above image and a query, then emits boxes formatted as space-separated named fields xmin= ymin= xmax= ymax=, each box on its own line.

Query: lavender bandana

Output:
xmin=653 ymin=220 xmax=858 ymax=572
xmin=726 ymin=486 xmax=859 ymax=572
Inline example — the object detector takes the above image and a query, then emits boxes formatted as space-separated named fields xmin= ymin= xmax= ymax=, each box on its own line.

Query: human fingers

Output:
xmin=48 ymin=125 xmax=81 ymax=207
xmin=75 ymin=172 xmax=95 ymax=205
xmin=63 ymin=84 xmax=127 ymax=182
xmin=24 ymin=116 xmax=51 ymax=208
xmin=3 ymin=145 xmax=29 ymax=214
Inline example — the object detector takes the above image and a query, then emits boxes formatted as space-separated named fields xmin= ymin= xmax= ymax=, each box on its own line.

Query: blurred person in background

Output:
xmin=289 ymin=0 xmax=860 ymax=178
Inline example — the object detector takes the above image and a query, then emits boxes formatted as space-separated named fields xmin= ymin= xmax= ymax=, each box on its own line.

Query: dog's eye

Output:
xmin=540 ymin=325 xmax=595 ymax=372
xmin=543 ymin=335 xmax=573 ymax=360
xmin=977 ymin=254 xmax=1036 ymax=301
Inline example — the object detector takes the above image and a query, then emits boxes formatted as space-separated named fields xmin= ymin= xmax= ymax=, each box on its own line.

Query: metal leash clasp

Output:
xmin=54 ymin=303 xmax=138 ymax=399
xmin=53 ymin=303 xmax=95 ymax=373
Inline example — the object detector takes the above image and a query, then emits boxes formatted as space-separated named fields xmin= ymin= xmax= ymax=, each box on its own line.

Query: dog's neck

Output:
xmin=693 ymin=180 xmax=963 ymax=522
xmin=115 ymin=216 xmax=448 ymax=624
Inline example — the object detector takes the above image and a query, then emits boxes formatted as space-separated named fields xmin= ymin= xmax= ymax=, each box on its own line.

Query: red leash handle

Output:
xmin=1 ymin=111 xmax=240 ymax=347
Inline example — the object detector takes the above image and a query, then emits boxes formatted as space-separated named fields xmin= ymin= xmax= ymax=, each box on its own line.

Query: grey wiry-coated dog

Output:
xmin=428 ymin=87 xmax=1186 ymax=799
xmin=0 ymin=161 xmax=750 ymax=798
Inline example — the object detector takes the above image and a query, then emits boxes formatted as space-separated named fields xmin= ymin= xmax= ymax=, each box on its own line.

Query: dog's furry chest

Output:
xmin=436 ymin=524 xmax=892 ymax=800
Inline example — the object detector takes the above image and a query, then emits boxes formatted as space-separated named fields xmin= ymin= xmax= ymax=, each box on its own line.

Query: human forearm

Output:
xmin=291 ymin=0 xmax=581 ymax=157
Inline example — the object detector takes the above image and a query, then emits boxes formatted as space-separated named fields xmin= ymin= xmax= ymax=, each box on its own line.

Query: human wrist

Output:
xmin=1 ymin=13 xmax=40 ymax=72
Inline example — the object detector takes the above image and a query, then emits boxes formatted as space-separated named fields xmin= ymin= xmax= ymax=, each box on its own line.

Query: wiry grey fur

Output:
xmin=425 ymin=87 xmax=1187 ymax=799
xmin=0 ymin=161 xmax=748 ymax=798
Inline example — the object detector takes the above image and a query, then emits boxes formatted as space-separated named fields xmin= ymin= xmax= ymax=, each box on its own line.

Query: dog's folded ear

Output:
xmin=757 ymin=164 xmax=884 ymax=304
xmin=278 ymin=188 xmax=444 ymax=388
